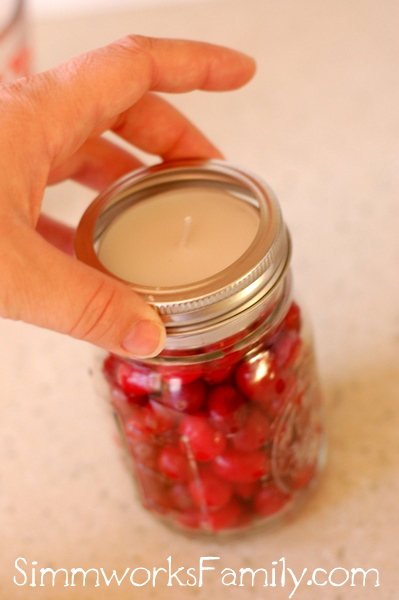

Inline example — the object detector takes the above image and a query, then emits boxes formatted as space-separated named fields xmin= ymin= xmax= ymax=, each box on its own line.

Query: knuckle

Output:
xmin=0 ymin=73 xmax=61 ymax=166
xmin=69 ymin=281 xmax=121 ymax=345
xmin=112 ymin=34 xmax=160 ymax=89
xmin=114 ymin=34 xmax=151 ymax=54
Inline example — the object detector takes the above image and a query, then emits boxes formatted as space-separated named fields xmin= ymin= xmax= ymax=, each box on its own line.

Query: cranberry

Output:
xmin=205 ymin=498 xmax=242 ymax=531
xmin=122 ymin=399 xmax=177 ymax=440
xmin=127 ymin=439 xmax=159 ymax=470
xmin=145 ymin=400 xmax=176 ymax=435
xmin=116 ymin=362 xmax=160 ymax=396
xmin=254 ymin=483 xmax=291 ymax=517
xmin=291 ymin=463 xmax=317 ymax=490
xmin=203 ymin=350 xmax=243 ymax=384
xmin=124 ymin=405 xmax=154 ymax=441
xmin=168 ymin=483 xmax=195 ymax=512
xmin=232 ymin=405 xmax=271 ymax=451
xmin=135 ymin=466 xmax=170 ymax=513
xmin=176 ymin=508 xmax=202 ymax=530
xmin=234 ymin=481 xmax=259 ymax=500
xmin=102 ymin=354 xmax=119 ymax=383
xmin=282 ymin=301 xmax=301 ymax=332
xmin=232 ymin=509 xmax=253 ymax=530
xmin=213 ymin=448 xmax=269 ymax=483
xmin=156 ymin=427 xmax=181 ymax=447
xmin=236 ymin=351 xmax=282 ymax=401
xmin=162 ymin=379 xmax=207 ymax=414
xmin=262 ymin=373 xmax=297 ymax=419
xmin=236 ymin=353 xmax=295 ymax=419
xmin=189 ymin=468 xmax=233 ymax=510
xmin=179 ymin=415 xmax=226 ymax=461
xmin=203 ymin=362 xmax=234 ymax=385
xmin=157 ymin=363 xmax=204 ymax=384
xmin=204 ymin=330 xmax=247 ymax=353
xmin=272 ymin=330 xmax=302 ymax=368
xmin=110 ymin=387 xmax=137 ymax=421
xmin=207 ymin=384 xmax=248 ymax=434
xmin=157 ymin=445 xmax=190 ymax=481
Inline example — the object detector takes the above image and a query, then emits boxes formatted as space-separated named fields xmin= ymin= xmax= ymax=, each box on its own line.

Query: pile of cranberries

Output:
xmin=102 ymin=301 xmax=323 ymax=534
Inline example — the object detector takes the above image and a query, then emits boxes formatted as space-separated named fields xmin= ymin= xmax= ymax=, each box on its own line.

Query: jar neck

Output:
xmin=139 ymin=269 xmax=293 ymax=360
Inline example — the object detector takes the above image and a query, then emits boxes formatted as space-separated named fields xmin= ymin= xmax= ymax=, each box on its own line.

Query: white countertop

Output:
xmin=1 ymin=1 xmax=398 ymax=598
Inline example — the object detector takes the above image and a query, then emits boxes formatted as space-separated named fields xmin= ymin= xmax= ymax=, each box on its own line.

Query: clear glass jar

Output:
xmin=75 ymin=159 xmax=325 ymax=536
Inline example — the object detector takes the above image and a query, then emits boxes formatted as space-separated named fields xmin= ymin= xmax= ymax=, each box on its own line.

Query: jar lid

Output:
xmin=75 ymin=159 xmax=291 ymax=336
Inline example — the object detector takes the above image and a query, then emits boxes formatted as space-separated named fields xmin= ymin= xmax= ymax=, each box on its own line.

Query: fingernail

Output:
xmin=121 ymin=320 xmax=165 ymax=358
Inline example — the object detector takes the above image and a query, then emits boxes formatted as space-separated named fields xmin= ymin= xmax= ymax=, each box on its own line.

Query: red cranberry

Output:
xmin=204 ymin=330 xmax=248 ymax=353
xmin=162 ymin=379 xmax=207 ymax=414
xmin=291 ymin=463 xmax=317 ymax=490
xmin=157 ymin=445 xmax=190 ymax=481
xmin=282 ymin=301 xmax=301 ymax=332
xmin=213 ymin=448 xmax=269 ymax=483
xmin=272 ymin=330 xmax=302 ymax=368
xmin=168 ymin=483 xmax=195 ymax=512
xmin=124 ymin=405 xmax=153 ymax=441
xmin=203 ymin=350 xmax=243 ymax=384
xmin=254 ymin=483 xmax=291 ymax=517
xmin=234 ymin=481 xmax=259 ymax=500
xmin=110 ymin=387 xmax=139 ymax=421
xmin=176 ymin=508 xmax=202 ymax=530
xmin=232 ymin=405 xmax=271 ymax=451
xmin=127 ymin=439 xmax=159 ymax=470
xmin=235 ymin=351 xmax=281 ymax=402
xmin=145 ymin=400 xmax=176 ymax=435
xmin=156 ymin=427 xmax=181 ymax=447
xmin=203 ymin=362 xmax=234 ymax=385
xmin=122 ymin=400 xmax=176 ymax=440
xmin=102 ymin=354 xmax=119 ymax=383
xmin=116 ymin=362 xmax=160 ymax=396
xmin=157 ymin=363 xmax=204 ymax=384
xmin=188 ymin=468 xmax=233 ymax=510
xmin=207 ymin=384 xmax=248 ymax=434
xmin=262 ymin=372 xmax=297 ymax=419
xmin=135 ymin=466 xmax=170 ymax=513
xmin=205 ymin=498 xmax=242 ymax=531
xmin=179 ymin=415 xmax=226 ymax=461
xmin=236 ymin=353 xmax=296 ymax=419
xmin=232 ymin=509 xmax=253 ymax=530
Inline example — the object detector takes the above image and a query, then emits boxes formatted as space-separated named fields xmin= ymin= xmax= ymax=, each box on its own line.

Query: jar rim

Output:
xmin=75 ymin=159 xmax=291 ymax=332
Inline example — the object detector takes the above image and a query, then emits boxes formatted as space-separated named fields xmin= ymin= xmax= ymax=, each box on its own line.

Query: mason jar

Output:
xmin=75 ymin=159 xmax=325 ymax=536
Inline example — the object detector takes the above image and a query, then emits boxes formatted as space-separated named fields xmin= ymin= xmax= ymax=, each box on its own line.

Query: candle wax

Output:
xmin=98 ymin=188 xmax=260 ymax=287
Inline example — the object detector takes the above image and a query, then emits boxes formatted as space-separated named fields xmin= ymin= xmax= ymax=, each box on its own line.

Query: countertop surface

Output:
xmin=1 ymin=1 xmax=398 ymax=598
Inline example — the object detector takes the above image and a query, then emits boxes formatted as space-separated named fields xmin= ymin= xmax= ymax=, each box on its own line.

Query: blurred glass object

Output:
xmin=0 ymin=0 xmax=31 ymax=83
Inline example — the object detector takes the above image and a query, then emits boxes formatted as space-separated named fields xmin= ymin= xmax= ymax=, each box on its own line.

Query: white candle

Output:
xmin=98 ymin=188 xmax=260 ymax=287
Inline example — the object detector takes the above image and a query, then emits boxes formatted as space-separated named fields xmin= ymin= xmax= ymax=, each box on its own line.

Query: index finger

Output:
xmin=9 ymin=36 xmax=256 ymax=169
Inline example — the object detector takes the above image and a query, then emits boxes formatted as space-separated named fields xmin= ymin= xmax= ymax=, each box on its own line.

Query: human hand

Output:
xmin=0 ymin=35 xmax=255 ymax=358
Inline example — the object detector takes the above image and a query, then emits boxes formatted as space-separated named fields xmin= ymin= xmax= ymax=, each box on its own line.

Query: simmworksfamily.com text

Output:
xmin=14 ymin=556 xmax=380 ymax=599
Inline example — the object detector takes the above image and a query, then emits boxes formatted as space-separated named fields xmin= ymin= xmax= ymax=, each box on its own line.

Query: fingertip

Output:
xmin=202 ymin=46 xmax=257 ymax=91
xmin=246 ymin=55 xmax=257 ymax=78
xmin=120 ymin=318 xmax=166 ymax=358
xmin=233 ymin=51 xmax=257 ymax=85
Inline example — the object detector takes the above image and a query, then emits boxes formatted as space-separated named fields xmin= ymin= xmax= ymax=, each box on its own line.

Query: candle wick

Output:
xmin=178 ymin=216 xmax=192 ymax=249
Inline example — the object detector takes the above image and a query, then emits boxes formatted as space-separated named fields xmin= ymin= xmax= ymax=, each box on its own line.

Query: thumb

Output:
xmin=2 ymin=224 xmax=166 ymax=358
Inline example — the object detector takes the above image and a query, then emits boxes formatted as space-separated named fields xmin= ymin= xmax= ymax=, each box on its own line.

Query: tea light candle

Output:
xmin=98 ymin=188 xmax=260 ymax=287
